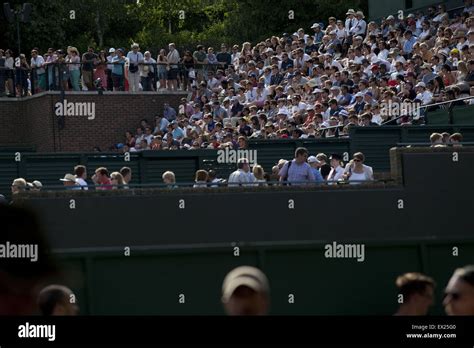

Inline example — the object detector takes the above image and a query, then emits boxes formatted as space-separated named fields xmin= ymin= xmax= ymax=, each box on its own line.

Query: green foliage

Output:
xmin=2 ymin=0 xmax=368 ymax=55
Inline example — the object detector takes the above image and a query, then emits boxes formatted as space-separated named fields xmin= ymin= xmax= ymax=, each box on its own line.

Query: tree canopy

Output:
xmin=1 ymin=0 xmax=366 ymax=55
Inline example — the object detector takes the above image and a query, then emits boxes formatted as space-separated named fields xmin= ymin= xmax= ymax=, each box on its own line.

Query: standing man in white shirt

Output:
xmin=127 ymin=43 xmax=144 ymax=93
xmin=166 ymin=43 xmax=180 ymax=91
xmin=106 ymin=48 xmax=116 ymax=91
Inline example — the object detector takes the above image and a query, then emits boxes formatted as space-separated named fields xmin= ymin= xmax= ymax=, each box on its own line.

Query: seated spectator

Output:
xmin=327 ymin=153 xmax=345 ymax=182
xmin=120 ymin=167 xmax=132 ymax=188
xmin=342 ymin=152 xmax=374 ymax=184
xmin=208 ymin=170 xmax=226 ymax=187
xmin=441 ymin=132 xmax=451 ymax=144
xmin=307 ymin=156 xmax=325 ymax=183
xmin=162 ymin=171 xmax=177 ymax=188
xmin=93 ymin=167 xmax=112 ymax=190
xmin=449 ymin=132 xmax=463 ymax=147
xmin=194 ymin=169 xmax=209 ymax=187
xmin=430 ymin=132 xmax=443 ymax=146
xmin=316 ymin=153 xmax=332 ymax=180
xmin=252 ymin=165 xmax=268 ymax=186
xmin=27 ymin=180 xmax=43 ymax=191
xmin=228 ymin=158 xmax=256 ymax=187
xmin=11 ymin=178 xmax=27 ymax=195
xmin=74 ymin=165 xmax=88 ymax=190
xmin=60 ymin=174 xmax=80 ymax=190
xmin=110 ymin=172 xmax=125 ymax=189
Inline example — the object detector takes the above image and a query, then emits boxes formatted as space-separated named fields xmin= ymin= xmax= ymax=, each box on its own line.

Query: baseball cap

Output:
xmin=311 ymin=23 xmax=320 ymax=29
xmin=108 ymin=48 xmax=116 ymax=53
xmin=222 ymin=266 xmax=270 ymax=303
xmin=415 ymin=82 xmax=426 ymax=88
xmin=307 ymin=156 xmax=320 ymax=164
xmin=27 ymin=180 xmax=43 ymax=189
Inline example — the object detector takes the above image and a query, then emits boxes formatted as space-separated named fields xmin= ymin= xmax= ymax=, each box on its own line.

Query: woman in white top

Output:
xmin=342 ymin=152 xmax=374 ymax=184
xmin=4 ymin=50 xmax=15 ymax=96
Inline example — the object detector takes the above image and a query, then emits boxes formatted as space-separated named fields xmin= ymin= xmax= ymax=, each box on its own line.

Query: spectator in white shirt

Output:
xmin=350 ymin=11 xmax=367 ymax=36
xmin=228 ymin=158 xmax=256 ymax=187
xmin=74 ymin=165 xmax=88 ymax=190
xmin=327 ymin=154 xmax=345 ymax=182
xmin=126 ymin=43 xmax=144 ymax=93
xmin=415 ymin=82 xmax=433 ymax=105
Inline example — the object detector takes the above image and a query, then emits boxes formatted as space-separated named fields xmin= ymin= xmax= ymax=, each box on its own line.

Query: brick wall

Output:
xmin=0 ymin=92 xmax=186 ymax=152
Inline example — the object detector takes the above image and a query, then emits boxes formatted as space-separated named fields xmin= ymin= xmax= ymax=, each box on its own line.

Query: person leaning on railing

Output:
xmin=66 ymin=47 xmax=81 ymax=91
xmin=111 ymin=48 xmax=126 ymax=91
xmin=4 ymin=49 xmax=15 ymax=96
xmin=15 ymin=54 xmax=30 ymax=97
xmin=30 ymin=49 xmax=46 ymax=93
xmin=140 ymin=51 xmax=155 ymax=92
xmin=82 ymin=46 xmax=98 ymax=91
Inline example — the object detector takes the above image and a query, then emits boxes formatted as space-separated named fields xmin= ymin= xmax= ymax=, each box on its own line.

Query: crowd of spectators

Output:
xmin=6 ymin=147 xmax=373 ymax=198
xmin=92 ymin=2 xmax=474 ymax=151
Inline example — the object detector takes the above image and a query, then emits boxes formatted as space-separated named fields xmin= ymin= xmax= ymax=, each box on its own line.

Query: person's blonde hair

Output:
xmin=430 ymin=132 xmax=443 ymax=144
xmin=110 ymin=172 xmax=124 ymax=186
xmin=12 ymin=178 xmax=27 ymax=190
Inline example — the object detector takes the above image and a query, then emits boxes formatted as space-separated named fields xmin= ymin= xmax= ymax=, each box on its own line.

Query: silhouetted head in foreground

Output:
xmin=38 ymin=284 xmax=79 ymax=316
xmin=0 ymin=204 xmax=57 ymax=315
xmin=394 ymin=272 xmax=435 ymax=316
xmin=222 ymin=266 xmax=270 ymax=316
xmin=444 ymin=265 xmax=474 ymax=315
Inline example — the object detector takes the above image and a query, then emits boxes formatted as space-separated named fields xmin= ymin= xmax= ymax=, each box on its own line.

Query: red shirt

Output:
xmin=97 ymin=178 xmax=113 ymax=190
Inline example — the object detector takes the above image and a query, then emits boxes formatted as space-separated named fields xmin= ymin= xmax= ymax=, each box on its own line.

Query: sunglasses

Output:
xmin=444 ymin=292 xmax=461 ymax=301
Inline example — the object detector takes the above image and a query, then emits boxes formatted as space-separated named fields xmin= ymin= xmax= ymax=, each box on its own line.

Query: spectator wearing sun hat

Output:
xmin=60 ymin=174 xmax=80 ymax=190
xmin=307 ymin=156 xmax=325 ymax=183
xmin=27 ymin=180 xmax=43 ymax=191
xmin=349 ymin=11 xmax=367 ymax=37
